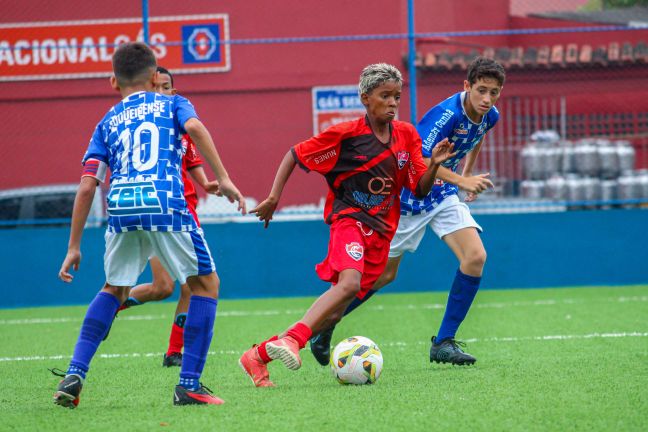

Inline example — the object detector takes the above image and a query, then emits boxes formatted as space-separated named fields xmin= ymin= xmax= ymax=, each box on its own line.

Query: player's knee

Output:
xmin=375 ymin=266 xmax=398 ymax=290
xmin=102 ymin=284 xmax=129 ymax=303
xmin=465 ymin=248 xmax=487 ymax=270
xmin=336 ymin=279 xmax=361 ymax=299
xmin=187 ymin=273 xmax=220 ymax=299
xmin=155 ymin=278 xmax=175 ymax=299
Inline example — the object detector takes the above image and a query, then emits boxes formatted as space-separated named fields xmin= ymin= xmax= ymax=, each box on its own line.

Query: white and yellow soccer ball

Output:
xmin=330 ymin=336 xmax=383 ymax=385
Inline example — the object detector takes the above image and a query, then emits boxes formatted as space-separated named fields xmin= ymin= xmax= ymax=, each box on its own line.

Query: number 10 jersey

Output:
xmin=82 ymin=91 xmax=198 ymax=233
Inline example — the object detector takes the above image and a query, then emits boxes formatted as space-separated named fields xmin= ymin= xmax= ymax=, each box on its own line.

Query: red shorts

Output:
xmin=188 ymin=205 xmax=201 ymax=227
xmin=315 ymin=217 xmax=390 ymax=300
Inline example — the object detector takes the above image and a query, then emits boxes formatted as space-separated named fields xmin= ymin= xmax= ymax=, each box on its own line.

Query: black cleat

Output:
xmin=163 ymin=352 xmax=183 ymax=367
xmin=173 ymin=384 xmax=224 ymax=406
xmin=309 ymin=327 xmax=335 ymax=366
xmin=52 ymin=370 xmax=83 ymax=409
xmin=430 ymin=336 xmax=477 ymax=365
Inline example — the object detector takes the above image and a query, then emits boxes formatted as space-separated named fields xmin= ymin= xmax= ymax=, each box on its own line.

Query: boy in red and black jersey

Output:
xmin=239 ymin=63 xmax=455 ymax=387
xmin=292 ymin=117 xmax=426 ymax=237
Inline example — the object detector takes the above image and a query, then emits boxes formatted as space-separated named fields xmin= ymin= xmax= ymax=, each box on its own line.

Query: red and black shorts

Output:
xmin=315 ymin=217 xmax=390 ymax=300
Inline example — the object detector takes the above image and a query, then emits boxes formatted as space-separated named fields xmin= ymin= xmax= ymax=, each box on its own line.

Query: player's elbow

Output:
xmin=77 ymin=177 xmax=98 ymax=199
xmin=183 ymin=118 xmax=204 ymax=136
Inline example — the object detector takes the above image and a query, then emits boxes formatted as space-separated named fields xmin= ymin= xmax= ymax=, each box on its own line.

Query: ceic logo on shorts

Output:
xmin=397 ymin=150 xmax=410 ymax=169
xmin=345 ymin=242 xmax=364 ymax=261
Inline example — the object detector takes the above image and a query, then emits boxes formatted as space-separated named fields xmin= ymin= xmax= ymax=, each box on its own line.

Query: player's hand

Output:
xmin=431 ymin=138 xmax=457 ymax=166
xmin=458 ymin=173 xmax=494 ymax=195
xmin=217 ymin=178 xmax=247 ymax=214
xmin=203 ymin=180 xmax=220 ymax=196
xmin=250 ymin=196 xmax=278 ymax=228
xmin=464 ymin=192 xmax=478 ymax=202
xmin=59 ymin=249 xmax=81 ymax=283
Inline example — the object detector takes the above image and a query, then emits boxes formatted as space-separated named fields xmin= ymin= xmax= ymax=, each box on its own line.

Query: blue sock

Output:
xmin=343 ymin=289 xmax=378 ymax=316
xmin=68 ymin=292 xmax=121 ymax=379
xmin=436 ymin=269 xmax=481 ymax=343
xmin=179 ymin=296 xmax=217 ymax=390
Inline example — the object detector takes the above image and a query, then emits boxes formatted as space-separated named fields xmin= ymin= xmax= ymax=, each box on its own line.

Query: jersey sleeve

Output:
xmin=174 ymin=95 xmax=199 ymax=134
xmin=417 ymin=105 xmax=456 ymax=158
xmin=403 ymin=127 xmax=428 ymax=194
xmin=81 ymin=122 xmax=109 ymax=183
xmin=291 ymin=124 xmax=345 ymax=174
xmin=183 ymin=135 xmax=203 ymax=169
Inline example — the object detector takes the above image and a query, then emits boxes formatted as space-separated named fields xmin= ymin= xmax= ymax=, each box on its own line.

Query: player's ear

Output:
xmin=360 ymin=92 xmax=370 ymax=107
xmin=463 ymin=80 xmax=471 ymax=92
xmin=171 ymin=88 xmax=178 ymax=95
xmin=110 ymin=75 xmax=120 ymax=92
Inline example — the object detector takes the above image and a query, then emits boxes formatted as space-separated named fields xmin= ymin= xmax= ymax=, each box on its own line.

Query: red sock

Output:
xmin=257 ymin=335 xmax=279 ymax=363
xmin=166 ymin=323 xmax=184 ymax=356
xmin=286 ymin=322 xmax=312 ymax=349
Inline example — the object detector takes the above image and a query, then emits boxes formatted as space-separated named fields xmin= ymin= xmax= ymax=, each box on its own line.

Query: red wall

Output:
xmin=2 ymin=0 xmax=645 ymax=205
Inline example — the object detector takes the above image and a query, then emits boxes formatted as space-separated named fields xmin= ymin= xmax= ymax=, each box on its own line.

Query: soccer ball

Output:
xmin=330 ymin=336 xmax=383 ymax=385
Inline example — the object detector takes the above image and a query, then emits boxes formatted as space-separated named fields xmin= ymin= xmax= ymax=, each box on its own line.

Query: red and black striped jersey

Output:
xmin=292 ymin=116 xmax=427 ymax=240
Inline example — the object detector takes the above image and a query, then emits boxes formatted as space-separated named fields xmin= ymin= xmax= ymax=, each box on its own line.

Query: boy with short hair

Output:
xmin=54 ymin=42 xmax=245 ymax=407
xmin=240 ymin=63 xmax=455 ymax=387
xmin=115 ymin=66 xmax=221 ymax=368
xmin=310 ymin=57 xmax=505 ymax=367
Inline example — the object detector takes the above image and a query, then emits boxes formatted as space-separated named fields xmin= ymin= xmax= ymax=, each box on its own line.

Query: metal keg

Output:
xmin=566 ymin=175 xmax=585 ymax=203
xmin=581 ymin=177 xmax=601 ymax=202
xmin=561 ymin=141 xmax=577 ymax=174
xmin=617 ymin=171 xmax=639 ymax=204
xmin=575 ymin=139 xmax=600 ymax=177
xmin=521 ymin=145 xmax=543 ymax=180
xmin=544 ymin=176 xmax=567 ymax=201
xmin=544 ymin=146 xmax=562 ymax=179
xmin=597 ymin=140 xmax=619 ymax=179
xmin=636 ymin=169 xmax=648 ymax=200
xmin=616 ymin=141 xmax=636 ymax=173
xmin=600 ymin=179 xmax=617 ymax=203
xmin=520 ymin=180 xmax=545 ymax=200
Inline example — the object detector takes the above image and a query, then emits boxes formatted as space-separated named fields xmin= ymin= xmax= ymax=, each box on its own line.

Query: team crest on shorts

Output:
xmin=345 ymin=242 xmax=364 ymax=261
xmin=397 ymin=151 xmax=410 ymax=169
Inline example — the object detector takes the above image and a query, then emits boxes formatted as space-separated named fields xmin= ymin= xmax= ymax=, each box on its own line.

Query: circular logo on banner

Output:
xmin=188 ymin=28 xmax=217 ymax=61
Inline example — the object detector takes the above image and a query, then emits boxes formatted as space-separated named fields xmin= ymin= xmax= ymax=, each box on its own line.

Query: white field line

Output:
xmin=2 ymin=295 xmax=646 ymax=326
xmin=1 ymin=331 xmax=646 ymax=363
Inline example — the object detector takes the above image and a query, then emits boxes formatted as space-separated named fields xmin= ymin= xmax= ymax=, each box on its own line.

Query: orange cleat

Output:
xmin=265 ymin=336 xmax=302 ymax=370
xmin=239 ymin=346 xmax=275 ymax=387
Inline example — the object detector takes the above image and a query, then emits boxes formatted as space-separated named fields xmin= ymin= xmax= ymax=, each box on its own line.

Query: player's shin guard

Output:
xmin=436 ymin=269 xmax=481 ymax=343
xmin=68 ymin=292 xmax=121 ymax=378
xmin=179 ymin=296 xmax=217 ymax=391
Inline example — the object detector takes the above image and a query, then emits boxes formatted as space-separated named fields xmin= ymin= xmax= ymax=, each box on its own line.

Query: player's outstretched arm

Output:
xmin=58 ymin=176 xmax=96 ymax=283
xmin=429 ymin=139 xmax=493 ymax=197
xmin=189 ymin=166 xmax=220 ymax=195
xmin=250 ymin=150 xmax=296 ymax=228
xmin=184 ymin=118 xmax=246 ymax=214
xmin=415 ymin=140 xmax=456 ymax=198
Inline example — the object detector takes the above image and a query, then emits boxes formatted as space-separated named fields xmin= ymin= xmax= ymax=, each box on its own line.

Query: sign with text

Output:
xmin=0 ymin=14 xmax=230 ymax=81
xmin=312 ymin=85 xmax=366 ymax=135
